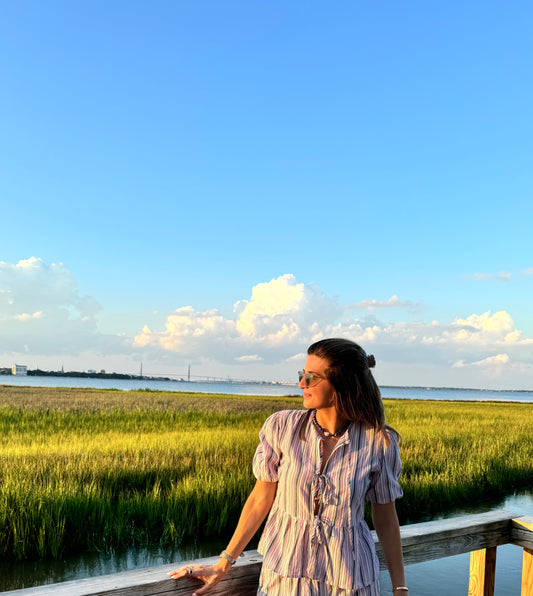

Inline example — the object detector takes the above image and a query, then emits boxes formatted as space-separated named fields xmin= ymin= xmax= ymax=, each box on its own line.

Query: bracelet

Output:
xmin=393 ymin=588 xmax=408 ymax=593
xmin=219 ymin=550 xmax=237 ymax=565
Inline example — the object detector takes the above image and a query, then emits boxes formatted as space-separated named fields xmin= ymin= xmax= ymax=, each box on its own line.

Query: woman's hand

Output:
xmin=167 ymin=559 xmax=231 ymax=595
xmin=166 ymin=481 xmax=277 ymax=594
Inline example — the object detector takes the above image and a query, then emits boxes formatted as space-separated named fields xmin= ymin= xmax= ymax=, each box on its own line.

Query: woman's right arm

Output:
xmin=167 ymin=479 xmax=278 ymax=595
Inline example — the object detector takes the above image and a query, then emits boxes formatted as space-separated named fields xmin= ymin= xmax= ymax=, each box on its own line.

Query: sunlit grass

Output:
xmin=0 ymin=385 xmax=530 ymax=561
xmin=386 ymin=399 xmax=533 ymax=521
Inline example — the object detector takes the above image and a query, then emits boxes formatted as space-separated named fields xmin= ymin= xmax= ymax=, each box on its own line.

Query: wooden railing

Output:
xmin=3 ymin=510 xmax=532 ymax=596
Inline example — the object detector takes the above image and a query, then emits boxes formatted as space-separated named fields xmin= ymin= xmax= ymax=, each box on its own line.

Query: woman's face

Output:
xmin=299 ymin=354 xmax=335 ymax=411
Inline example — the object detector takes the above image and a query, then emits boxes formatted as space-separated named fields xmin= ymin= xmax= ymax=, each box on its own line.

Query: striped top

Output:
xmin=252 ymin=409 xmax=403 ymax=591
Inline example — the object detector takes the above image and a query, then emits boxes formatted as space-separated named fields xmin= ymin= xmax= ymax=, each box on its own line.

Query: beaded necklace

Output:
xmin=312 ymin=409 xmax=350 ymax=438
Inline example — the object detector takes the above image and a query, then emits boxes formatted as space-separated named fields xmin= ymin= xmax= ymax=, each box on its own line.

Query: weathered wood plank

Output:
xmin=2 ymin=510 xmax=522 ymax=596
xmin=375 ymin=510 xmax=511 ymax=567
xmin=512 ymin=516 xmax=533 ymax=596
xmin=0 ymin=553 xmax=263 ymax=596
xmin=521 ymin=548 xmax=533 ymax=596
xmin=468 ymin=547 xmax=497 ymax=596
xmin=511 ymin=516 xmax=533 ymax=549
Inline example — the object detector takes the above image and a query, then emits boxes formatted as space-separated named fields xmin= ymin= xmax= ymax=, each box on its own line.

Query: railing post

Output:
xmin=522 ymin=547 xmax=533 ymax=596
xmin=468 ymin=546 xmax=497 ymax=596
xmin=511 ymin=516 xmax=533 ymax=596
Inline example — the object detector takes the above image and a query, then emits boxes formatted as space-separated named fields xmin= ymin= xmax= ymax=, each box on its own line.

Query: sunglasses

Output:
xmin=298 ymin=370 xmax=325 ymax=388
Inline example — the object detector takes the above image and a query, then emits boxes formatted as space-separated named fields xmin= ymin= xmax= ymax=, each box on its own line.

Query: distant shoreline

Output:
xmin=0 ymin=369 xmax=291 ymax=386
xmin=0 ymin=369 xmax=531 ymax=393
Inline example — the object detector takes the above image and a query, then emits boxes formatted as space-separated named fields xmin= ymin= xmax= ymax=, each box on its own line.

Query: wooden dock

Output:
xmin=3 ymin=510 xmax=532 ymax=596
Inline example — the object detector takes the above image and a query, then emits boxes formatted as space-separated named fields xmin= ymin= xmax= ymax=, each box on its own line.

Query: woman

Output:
xmin=168 ymin=338 xmax=407 ymax=596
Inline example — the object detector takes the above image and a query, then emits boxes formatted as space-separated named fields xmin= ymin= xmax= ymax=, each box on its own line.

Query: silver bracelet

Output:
xmin=393 ymin=588 xmax=408 ymax=593
xmin=220 ymin=550 xmax=237 ymax=565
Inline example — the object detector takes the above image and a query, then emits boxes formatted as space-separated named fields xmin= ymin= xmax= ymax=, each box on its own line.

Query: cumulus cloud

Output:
xmin=236 ymin=274 xmax=341 ymax=340
xmin=135 ymin=306 xmax=238 ymax=357
xmin=134 ymin=274 xmax=342 ymax=362
xmin=0 ymin=257 xmax=101 ymax=317
xmin=522 ymin=268 xmax=533 ymax=276
xmin=451 ymin=311 xmax=533 ymax=346
xmin=0 ymin=257 xmax=125 ymax=355
xmin=466 ymin=272 xmax=511 ymax=282
xmin=453 ymin=354 xmax=510 ymax=368
xmin=286 ymin=352 xmax=306 ymax=363
xmin=347 ymin=295 xmax=417 ymax=311
xmin=134 ymin=275 xmax=533 ymax=379
xmin=235 ymin=355 xmax=263 ymax=363
xmin=3 ymin=259 xmax=532 ymax=386
xmin=13 ymin=311 xmax=44 ymax=322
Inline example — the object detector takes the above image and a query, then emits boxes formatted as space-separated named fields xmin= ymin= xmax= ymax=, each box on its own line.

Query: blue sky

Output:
xmin=1 ymin=1 xmax=533 ymax=389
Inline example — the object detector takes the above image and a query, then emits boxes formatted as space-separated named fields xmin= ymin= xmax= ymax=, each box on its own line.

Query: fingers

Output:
xmin=191 ymin=575 xmax=223 ymax=595
xmin=167 ymin=564 xmax=196 ymax=580
xmin=167 ymin=563 xmax=226 ymax=595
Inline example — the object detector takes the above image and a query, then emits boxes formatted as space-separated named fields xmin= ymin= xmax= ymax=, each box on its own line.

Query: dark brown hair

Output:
xmin=308 ymin=338 xmax=389 ymax=432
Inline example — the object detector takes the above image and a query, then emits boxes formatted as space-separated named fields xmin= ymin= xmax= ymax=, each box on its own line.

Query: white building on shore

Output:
xmin=12 ymin=364 xmax=28 ymax=376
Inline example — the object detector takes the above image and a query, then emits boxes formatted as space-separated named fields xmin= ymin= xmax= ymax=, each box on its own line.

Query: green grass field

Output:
xmin=0 ymin=385 xmax=531 ymax=561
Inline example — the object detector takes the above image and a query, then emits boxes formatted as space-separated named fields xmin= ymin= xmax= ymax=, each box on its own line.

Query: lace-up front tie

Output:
xmin=311 ymin=515 xmax=333 ymax=547
xmin=312 ymin=472 xmax=338 ymax=509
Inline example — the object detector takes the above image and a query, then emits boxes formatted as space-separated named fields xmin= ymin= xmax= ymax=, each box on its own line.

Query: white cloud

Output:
xmin=286 ymin=352 xmax=306 ymax=363
xmin=0 ymin=257 xmax=100 ymax=319
xmin=133 ymin=275 xmax=533 ymax=384
xmin=2 ymin=259 xmax=533 ymax=388
xmin=466 ymin=272 xmax=511 ymax=282
xmin=134 ymin=274 xmax=342 ymax=362
xmin=347 ymin=295 xmax=417 ymax=311
xmin=522 ymin=268 xmax=533 ymax=276
xmin=474 ymin=354 xmax=510 ymax=367
xmin=453 ymin=354 xmax=510 ymax=368
xmin=0 ymin=257 xmax=125 ymax=356
xmin=235 ymin=354 xmax=263 ymax=363
xmin=134 ymin=306 xmax=238 ymax=357
xmin=234 ymin=274 xmax=341 ymax=341
xmin=13 ymin=311 xmax=43 ymax=322
xmin=451 ymin=311 xmax=533 ymax=346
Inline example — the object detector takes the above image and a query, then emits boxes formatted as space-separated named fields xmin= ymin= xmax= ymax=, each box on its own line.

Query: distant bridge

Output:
xmin=149 ymin=372 xmax=296 ymax=386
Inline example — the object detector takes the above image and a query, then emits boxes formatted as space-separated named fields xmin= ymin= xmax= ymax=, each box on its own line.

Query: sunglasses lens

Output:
xmin=298 ymin=371 xmax=311 ymax=386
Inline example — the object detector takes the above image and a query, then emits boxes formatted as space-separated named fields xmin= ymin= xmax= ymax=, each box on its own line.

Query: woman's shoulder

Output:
xmin=264 ymin=409 xmax=308 ymax=426
xmin=357 ymin=422 xmax=401 ymax=450
xmin=259 ymin=409 xmax=309 ymax=446
xmin=261 ymin=409 xmax=308 ymax=434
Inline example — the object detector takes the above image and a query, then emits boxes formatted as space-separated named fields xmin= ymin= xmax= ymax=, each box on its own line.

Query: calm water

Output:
xmin=1 ymin=374 xmax=532 ymax=402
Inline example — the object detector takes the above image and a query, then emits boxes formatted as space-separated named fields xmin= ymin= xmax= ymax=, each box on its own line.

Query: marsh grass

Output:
xmin=0 ymin=385 xmax=531 ymax=561
xmin=385 ymin=399 xmax=532 ymax=522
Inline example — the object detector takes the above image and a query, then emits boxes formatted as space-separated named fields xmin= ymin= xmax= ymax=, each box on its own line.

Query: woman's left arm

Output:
xmin=371 ymin=501 xmax=407 ymax=593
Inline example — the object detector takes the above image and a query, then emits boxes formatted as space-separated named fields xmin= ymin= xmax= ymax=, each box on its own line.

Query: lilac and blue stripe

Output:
xmin=252 ymin=409 xmax=402 ymax=595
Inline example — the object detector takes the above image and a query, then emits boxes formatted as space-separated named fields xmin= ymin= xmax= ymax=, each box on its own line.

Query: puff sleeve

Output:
xmin=365 ymin=429 xmax=403 ymax=504
xmin=252 ymin=411 xmax=284 ymax=482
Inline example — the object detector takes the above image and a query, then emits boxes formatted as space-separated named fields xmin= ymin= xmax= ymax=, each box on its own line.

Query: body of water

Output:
xmin=1 ymin=374 xmax=532 ymax=402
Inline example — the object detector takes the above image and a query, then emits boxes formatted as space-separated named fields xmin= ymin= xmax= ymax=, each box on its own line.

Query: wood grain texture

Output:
xmin=5 ymin=510 xmax=531 ymax=596
xmin=468 ymin=547 xmax=496 ymax=596
xmin=511 ymin=516 xmax=533 ymax=549
xmin=375 ymin=510 xmax=511 ymax=567
xmin=521 ymin=548 xmax=533 ymax=596
xmin=511 ymin=516 xmax=533 ymax=595
xmin=1 ymin=553 xmax=263 ymax=596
